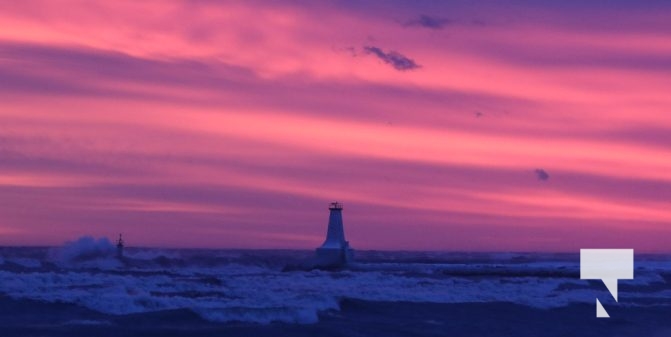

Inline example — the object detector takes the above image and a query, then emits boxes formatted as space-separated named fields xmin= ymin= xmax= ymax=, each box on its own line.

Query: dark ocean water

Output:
xmin=0 ymin=244 xmax=669 ymax=336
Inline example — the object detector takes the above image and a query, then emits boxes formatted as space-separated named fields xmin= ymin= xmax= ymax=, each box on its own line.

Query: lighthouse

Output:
xmin=315 ymin=202 xmax=354 ymax=267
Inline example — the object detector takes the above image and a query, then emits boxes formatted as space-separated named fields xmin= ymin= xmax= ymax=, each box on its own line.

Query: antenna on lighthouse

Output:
xmin=116 ymin=233 xmax=124 ymax=258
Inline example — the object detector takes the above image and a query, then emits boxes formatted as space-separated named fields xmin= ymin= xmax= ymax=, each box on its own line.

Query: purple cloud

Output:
xmin=363 ymin=46 xmax=420 ymax=71
xmin=534 ymin=169 xmax=550 ymax=181
xmin=403 ymin=14 xmax=451 ymax=30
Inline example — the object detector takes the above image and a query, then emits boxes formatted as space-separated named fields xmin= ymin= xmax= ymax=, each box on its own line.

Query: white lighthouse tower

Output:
xmin=315 ymin=202 xmax=353 ymax=267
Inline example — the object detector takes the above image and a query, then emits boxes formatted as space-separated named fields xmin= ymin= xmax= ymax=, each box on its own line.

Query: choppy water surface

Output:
xmin=0 ymin=241 xmax=669 ymax=325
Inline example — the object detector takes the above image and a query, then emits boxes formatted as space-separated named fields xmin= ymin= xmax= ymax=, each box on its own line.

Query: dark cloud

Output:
xmin=363 ymin=46 xmax=420 ymax=71
xmin=534 ymin=168 xmax=550 ymax=181
xmin=403 ymin=14 xmax=451 ymax=30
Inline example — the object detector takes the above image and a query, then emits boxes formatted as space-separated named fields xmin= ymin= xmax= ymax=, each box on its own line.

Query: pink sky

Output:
xmin=1 ymin=0 xmax=670 ymax=251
